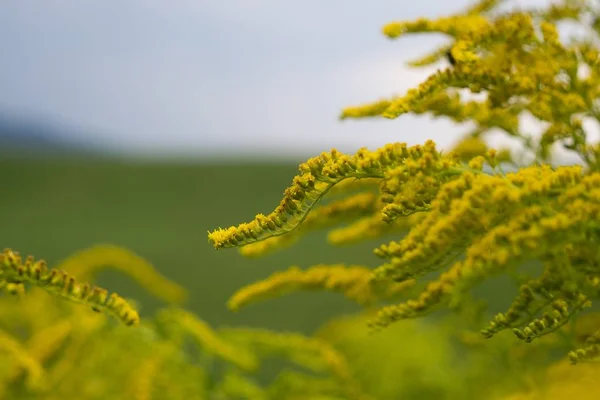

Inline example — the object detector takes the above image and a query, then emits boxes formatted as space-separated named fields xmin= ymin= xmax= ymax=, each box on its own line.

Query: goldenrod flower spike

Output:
xmin=406 ymin=44 xmax=453 ymax=67
xmin=55 ymin=244 xmax=187 ymax=305
xmin=227 ymin=264 xmax=415 ymax=311
xmin=481 ymin=274 xmax=560 ymax=339
xmin=569 ymin=340 xmax=600 ymax=365
xmin=512 ymin=297 xmax=590 ymax=344
xmin=340 ymin=99 xmax=393 ymax=120
xmin=209 ymin=141 xmax=450 ymax=249
xmin=239 ymin=191 xmax=379 ymax=258
xmin=0 ymin=249 xmax=139 ymax=326
xmin=327 ymin=212 xmax=424 ymax=246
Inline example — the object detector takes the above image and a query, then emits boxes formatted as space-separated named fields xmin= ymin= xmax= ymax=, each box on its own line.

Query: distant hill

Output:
xmin=0 ymin=114 xmax=100 ymax=157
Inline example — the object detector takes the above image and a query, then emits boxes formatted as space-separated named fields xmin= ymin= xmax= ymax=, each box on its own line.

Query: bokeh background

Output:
xmin=0 ymin=0 xmax=569 ymax=337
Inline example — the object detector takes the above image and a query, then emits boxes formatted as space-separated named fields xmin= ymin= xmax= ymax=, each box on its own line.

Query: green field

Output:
xmin=0 ymin=156 xmax=386 ymax=334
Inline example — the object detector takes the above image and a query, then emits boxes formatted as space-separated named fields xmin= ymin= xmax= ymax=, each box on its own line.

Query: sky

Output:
xmin=0 ymin=0 xmax=570 ymax=159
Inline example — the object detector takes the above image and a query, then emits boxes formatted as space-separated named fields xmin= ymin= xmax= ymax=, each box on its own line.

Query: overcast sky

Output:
xmin=0 ymin=0 xmax=558 ymax=158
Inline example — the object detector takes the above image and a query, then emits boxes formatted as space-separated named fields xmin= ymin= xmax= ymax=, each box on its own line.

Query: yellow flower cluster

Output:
xmin=0 ymin=248 xmax=139 ymax=326
xmin=327 ymin=211 xmax=424 ymax=246
xmin=341 ymin=0 xmax=599 ymax=166
xmin=209 ymin=140 xmax=460 ymax=249
xmin=211 ymin=143 xmax=600 ymax=364
xmin=0 ymin=245 xmax=375 ymax=399
xmin=207 ymin=0 xmax=600 ymax=372
xmin=239 ymin=190 xmax=379 ymax=258
xmin=370 ymin=166 xmax=600 ymax=335
xmin=228 ymin=264 xmax=415 ymax=311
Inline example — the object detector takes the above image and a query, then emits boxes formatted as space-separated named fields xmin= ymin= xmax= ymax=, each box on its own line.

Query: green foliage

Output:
xmin=4 ymin=0 xmax=600 ymax=399
xmin=0 ymin=247 xmax=371 ymax=399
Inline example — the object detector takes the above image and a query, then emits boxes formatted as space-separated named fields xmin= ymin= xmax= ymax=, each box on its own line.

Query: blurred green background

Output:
xmin=0 ymin=154 xmax=388 ymax=334
xmin=1 ymin=150 xmax=578 ymax=400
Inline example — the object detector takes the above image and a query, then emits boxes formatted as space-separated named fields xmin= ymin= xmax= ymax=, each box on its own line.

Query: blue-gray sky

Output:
xmin=0 ymin=0 xmax=557 ymax=158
